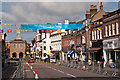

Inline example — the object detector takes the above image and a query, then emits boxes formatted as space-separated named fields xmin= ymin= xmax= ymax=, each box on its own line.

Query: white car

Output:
xmin=36 ymin=55 xmax=40 ymax=59
xmin=50 ymin=58 xmax=56 ymax=63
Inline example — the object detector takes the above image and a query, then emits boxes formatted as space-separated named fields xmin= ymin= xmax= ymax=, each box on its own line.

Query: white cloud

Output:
xmin=2 ymin=0 xmax=120 ymax=2
xmin=0 ymin=12 xmax=17 ymax=22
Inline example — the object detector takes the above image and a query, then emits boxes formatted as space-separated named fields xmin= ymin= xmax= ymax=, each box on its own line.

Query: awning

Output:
xmin=68 ymin=50 xmax=75 ymax=55
xmin=88 ymin=48 xmax=101 ymax=52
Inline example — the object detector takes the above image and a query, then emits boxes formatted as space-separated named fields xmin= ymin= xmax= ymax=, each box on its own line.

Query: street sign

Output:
xmin=70 ymin=41 xmax=75 ymax=44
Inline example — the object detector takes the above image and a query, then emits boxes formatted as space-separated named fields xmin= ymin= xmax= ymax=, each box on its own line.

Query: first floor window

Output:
xmin=14 ymin=44 xmax=16 ymax=48
xmin=100 ymin=29 xmax=102 ymax=39
xmin=105 ymin=26 xmax=108 ymax=37
xmin=109 ymin=25 xmax=111 ymax=36
xmin=97 ymin=30 xmax=99 ymax=39
xmin=94 ymin=30 xmax=96 ymax=40
xmin=112 ymin=23 xmax=115 ymax=35
xmin=82 ymin=36 xmax=85 ymax=44
xmin=44 ymin=53 xmax=46 ymax=57
xmin=92 ymin=31 xmax=94 ymax=40
xmin=20 ymin=44 xmax=23 ymax=49
xmin=116 ymin=22 xmax=119 ymax=34
xmin=44 ymin=46 xmax=46 ymax=50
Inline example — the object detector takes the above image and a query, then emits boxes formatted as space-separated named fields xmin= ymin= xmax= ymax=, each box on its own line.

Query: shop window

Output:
xmin=14 ymin=44 xmax=16 ymax=48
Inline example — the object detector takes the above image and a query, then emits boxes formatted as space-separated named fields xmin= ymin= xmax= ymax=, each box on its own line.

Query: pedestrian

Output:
xmin=101 ymin=56 xmax=105 ymax=69
xmin=68 ymin=55 xmax=70 ymax=63
xmin=109 ymin=58 xmax=114 ymax=68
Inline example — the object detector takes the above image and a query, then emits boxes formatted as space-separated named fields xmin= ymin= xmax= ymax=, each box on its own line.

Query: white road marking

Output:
xmin=57 ymin=70 xmax=64 ymax=73
xmin=66 ymin=73 xmax=76 ymax=78
xmin=25 ymin=70 xmax=30 ymax=71
xmin=33 ymin=71 xmax=35 ymax=74
xmin=48 ymin=66 xmax=51 ymax=68
xmin=52 ymin=68 xmax=57 ymax=70
xmin=50 ymin=67 xmax=76 ymax=78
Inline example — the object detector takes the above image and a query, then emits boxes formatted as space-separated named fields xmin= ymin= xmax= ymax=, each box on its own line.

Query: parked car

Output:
xmin=50 ymin=57 xmax=56 ymax=63
xmin=28 ymin=58 xmax=34 ymax=63
xmin=8 ymin=58 xmax=19 ymax=66
xmin=36 ymin=55 xmax=40 ymax=59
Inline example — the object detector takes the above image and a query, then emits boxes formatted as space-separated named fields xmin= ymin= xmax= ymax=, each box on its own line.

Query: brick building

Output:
xmin=10 ymin=32 xmax=26 ymax=58
xmin=102 ymin=9 xmax=120 ymax=66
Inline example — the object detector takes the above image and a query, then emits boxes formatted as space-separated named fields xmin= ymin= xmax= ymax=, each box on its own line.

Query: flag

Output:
xmin=11 ymin=24 xmax=13 ymax=26
xmin=25 ymin=29 xmax=28 ymax=32
xmin=97 ymin=28 xmax=101 ymax=31
xmin=49 ymin=30 xmax=53 ymax=33
xmin=48 ymin=51 xmax=50 ymax=54
xmin=7 ymin=29 xmax=12 ymax=33
xmin=100 ymin=22 xmax=103 ymax=24
xmin=0 ymin=29 xmax=3 ymax=33
xmin=41 ymin=30 xmax=45 ymax=33
xmin=57 ymin=29 xmax=61 ymax=33
xmin=16 ymin=29 xmax=20 ymax=33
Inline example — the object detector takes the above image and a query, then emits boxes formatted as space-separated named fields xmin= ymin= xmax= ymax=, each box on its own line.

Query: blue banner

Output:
xmin=20 ymin=24 xmax=84 ymax=32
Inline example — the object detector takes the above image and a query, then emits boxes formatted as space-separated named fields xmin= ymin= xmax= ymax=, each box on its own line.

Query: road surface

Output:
xmin=23 ymin=62 xmax=119 ymax=80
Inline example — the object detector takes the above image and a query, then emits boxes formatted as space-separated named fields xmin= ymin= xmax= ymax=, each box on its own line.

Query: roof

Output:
xmin=69 ymin=22 xmax=77 ymax=24
xmin=77 ymin=19 xmax=86 ymax=24
xmin=10 ymin=39 xmax=26 ymax=43
xmin=91 ymin=9 xmax=106 ymax=22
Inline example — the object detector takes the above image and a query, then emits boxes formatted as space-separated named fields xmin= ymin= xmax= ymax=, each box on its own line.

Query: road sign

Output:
xmin=70 ymin=41 xmax=75 ymax=44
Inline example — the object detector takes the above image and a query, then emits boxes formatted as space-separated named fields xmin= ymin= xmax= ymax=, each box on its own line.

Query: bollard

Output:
xmin=35 ymin=71 xmax=39 ymax=80
xmin=26 ymin=63 xmax=28 ymax=66
xmin=28 ymin=64 xmax=29 ymax=67
xmin=30 ymin=65 xmax=33 ymax=71
xmin=82 ymin=64 xmax=86 ymax=71
xmin=59 ymin=62 xmax=61 ymax=66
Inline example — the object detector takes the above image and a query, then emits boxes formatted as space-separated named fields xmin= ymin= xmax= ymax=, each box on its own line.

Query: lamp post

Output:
xmin=85 ymin=20 xmax=89 ymax=65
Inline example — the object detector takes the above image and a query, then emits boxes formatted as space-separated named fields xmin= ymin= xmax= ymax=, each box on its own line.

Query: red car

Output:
xmin=28 ymin=58 xmax=34 ymax=63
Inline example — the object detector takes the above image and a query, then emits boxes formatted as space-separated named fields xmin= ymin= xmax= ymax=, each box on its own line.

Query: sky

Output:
xmin=0 ymin=1 xmax=119 ymax=43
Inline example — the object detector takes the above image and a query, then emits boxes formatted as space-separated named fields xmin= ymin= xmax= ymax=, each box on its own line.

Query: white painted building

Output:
xmin=41 ymin=33 xmax=51 ymax=60
xmin=50 ymin=29 xmax=66 ymax=61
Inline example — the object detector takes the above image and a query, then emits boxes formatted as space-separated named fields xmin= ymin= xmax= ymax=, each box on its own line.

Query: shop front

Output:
xmin=103 ymin=37 xmax=120 ymax=67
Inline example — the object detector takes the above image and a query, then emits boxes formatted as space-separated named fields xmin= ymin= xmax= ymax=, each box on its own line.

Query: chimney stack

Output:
xmin=100 ymin=2 xmax=103 ymax=10
xmin=86 ymin=10 xmax=91 ymax=19
xmin=90 ymin=5 xmax=97 ymax=17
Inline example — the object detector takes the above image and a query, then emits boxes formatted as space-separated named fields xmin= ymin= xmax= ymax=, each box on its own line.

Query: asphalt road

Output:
xmin=24 ymin=62 xmax=119 ymax=80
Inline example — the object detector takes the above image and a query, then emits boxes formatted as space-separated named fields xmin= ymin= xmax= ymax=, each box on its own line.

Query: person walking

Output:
xmin=101 ymin=56 xmax=105 ymax=69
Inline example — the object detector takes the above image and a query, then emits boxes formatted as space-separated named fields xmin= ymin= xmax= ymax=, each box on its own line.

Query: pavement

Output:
xmin=23 ymin=62 xmax=120 ymax=80
xmin=2 ymin=65 xmax=17 ymax=80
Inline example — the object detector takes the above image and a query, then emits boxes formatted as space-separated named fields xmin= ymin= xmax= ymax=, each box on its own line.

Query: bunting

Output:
xmin=16 ymin=29 xmax=21 ymax=33
xmin=57 ymin=29 xmax=61 ymax=33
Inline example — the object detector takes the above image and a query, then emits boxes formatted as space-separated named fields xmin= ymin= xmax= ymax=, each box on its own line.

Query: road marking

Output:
xmin=66 ymin=73 xmax=76 ymax=78
xmin=57 ymin=70 xmax=64 ymax=73
xmin=33 ymin=71 xmax=35 ymax=74
xmin=25 ymin=70 xmax=30 ymax=71
xmin=47 ymin=66 xmax=76 ymax=78
xmin=52 ymin=68 xmax=57 ymax=70
xmin=48 ymin=66 xmax=51 ymax=68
